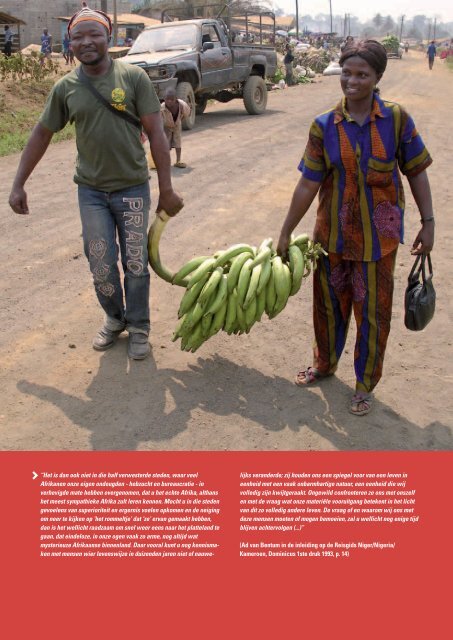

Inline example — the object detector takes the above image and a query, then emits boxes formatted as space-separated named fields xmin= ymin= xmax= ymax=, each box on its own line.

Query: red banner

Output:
xmin=1 ymin=451 xmax=450 ymax=638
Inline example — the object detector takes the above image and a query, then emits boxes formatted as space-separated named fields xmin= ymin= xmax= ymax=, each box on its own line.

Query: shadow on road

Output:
xmin=183 ymin=107 xmax=284 ymax=136
xmin=17 ymin=352 xmax=452 ymax=452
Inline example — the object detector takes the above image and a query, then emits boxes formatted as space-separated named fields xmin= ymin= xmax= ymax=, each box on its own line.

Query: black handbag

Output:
xmin=404 ymin=253 xmax=436 ymax=331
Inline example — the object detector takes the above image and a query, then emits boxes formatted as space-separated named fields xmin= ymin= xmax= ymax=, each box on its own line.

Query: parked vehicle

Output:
xmin=382 ymin=35 xmax=404 ymax=59
xmin=120 ymin=9 xmax=277 ymax=129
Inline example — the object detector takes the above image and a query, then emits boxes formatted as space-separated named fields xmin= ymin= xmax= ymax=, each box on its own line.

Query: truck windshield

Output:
xmin=129 ymin=24 xmax=198 ymax=54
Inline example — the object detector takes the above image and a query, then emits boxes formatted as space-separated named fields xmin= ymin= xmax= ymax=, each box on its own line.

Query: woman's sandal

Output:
xmin=349 ymin=392 xmax=373 ymax=416
xmin=174 ymin=161 xmax=187 ymax=168
xmin=295 ymin=367 xmax=330 ymax=386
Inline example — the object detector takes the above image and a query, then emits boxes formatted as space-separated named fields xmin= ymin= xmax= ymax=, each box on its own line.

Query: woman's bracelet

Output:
xmin=420 ymin=216 xmax=435 ymax=224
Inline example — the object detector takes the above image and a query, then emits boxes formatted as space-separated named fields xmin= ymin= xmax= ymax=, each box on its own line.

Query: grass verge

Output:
xmin=0 ymin=76 xmax=75 ymax=156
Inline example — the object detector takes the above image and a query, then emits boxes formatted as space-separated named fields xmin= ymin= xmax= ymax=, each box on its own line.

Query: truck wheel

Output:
xmin=195 ymin=96 xmax=208 ymax=115
xmin=176 ymin=82 xmax=196 ymax=129
xmin=243 ymin=76 xmax=267 ymax=115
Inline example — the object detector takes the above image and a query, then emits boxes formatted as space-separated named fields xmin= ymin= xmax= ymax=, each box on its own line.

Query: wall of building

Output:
xmin=0 ymin=0 xmax=133 ymax=48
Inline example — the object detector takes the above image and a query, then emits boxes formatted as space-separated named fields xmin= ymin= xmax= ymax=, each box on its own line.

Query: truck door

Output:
xmin=200 ymin=24 xmax=233 ymax=89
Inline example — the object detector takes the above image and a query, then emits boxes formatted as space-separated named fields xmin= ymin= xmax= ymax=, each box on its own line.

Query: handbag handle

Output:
xmin=408 ymin=253 xmax=433 ymax=284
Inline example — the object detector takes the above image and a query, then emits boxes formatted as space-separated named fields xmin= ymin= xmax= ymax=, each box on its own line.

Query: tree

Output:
xmin=373 ymin=13 xmax=383 ymax=30
xmin=407 ymin=26 xmax=422 ymax=40
xmin=383 ymin=15 xmax=395 ymax=34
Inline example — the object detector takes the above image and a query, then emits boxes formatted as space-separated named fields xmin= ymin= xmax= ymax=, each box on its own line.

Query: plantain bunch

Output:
xmin=148 ymin=212 xmax=326 ymax=353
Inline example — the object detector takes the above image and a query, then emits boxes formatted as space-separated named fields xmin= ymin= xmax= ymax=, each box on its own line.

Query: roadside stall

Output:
xmin=0 ymin=11 xmax=26 ymax=55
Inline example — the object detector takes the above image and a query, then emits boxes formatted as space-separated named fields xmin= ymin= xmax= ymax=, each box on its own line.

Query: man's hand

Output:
xmin=157 ymin=189 xmax=184 ymax=217
xmin=9 ymin=186 xmax=29 ymax=215
xmin=8 ymin=123 xmax=54 ymax=216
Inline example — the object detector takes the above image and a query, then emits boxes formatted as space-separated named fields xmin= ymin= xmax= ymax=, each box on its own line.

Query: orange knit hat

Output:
xmin=68 ymin=7 xmax=112 ymax=35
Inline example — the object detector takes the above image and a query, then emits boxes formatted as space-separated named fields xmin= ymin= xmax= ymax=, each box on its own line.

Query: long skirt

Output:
xmin=312 ymin=250 xmax=397 ymax=393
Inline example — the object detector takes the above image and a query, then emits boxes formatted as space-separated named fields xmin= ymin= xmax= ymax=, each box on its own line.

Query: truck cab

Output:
xmin=120 ymin=15 xmax=277 ymax=129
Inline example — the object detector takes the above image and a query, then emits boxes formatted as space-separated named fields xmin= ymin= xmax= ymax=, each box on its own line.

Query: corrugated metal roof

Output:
xmin=0 ymin=11 xmax=26 ymax=25
xmin=56 ymin=13 xmax=160 ymax=27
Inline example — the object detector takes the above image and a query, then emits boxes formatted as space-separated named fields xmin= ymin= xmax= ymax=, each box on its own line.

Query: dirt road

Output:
xmin=1 ymin=51 xmax=452 ymax=451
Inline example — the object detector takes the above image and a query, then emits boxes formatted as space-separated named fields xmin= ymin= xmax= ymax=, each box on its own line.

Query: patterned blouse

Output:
xmin=299 ymin=93 xmax=432 ymax=262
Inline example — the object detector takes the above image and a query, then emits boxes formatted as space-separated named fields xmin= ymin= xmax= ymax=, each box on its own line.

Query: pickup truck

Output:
xmin=381 ymin=35 xmax=404 ymax=59
xmin=120 ymin=16 xmax=277 ymax=129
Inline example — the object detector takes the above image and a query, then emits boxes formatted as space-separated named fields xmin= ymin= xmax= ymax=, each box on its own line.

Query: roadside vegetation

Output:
xmin=0 ymin=53 xmax=75 ymax=156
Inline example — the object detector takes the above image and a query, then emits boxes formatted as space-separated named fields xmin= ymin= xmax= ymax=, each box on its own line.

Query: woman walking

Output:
xmin=277 ymin=40 xmax=434 ymax=416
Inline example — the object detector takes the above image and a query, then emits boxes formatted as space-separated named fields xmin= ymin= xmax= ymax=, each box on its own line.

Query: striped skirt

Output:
xmin=312 ymin=250 xmax=397 ymax=393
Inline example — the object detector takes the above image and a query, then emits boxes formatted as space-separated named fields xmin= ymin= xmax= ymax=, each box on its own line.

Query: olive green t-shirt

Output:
xmin=39 ymin=59 xmax=161 ymax=192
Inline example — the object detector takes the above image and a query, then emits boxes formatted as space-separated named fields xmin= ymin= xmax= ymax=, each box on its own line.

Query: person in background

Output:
xmin=62 ymin=32 xmax=70 ymax=64
xmin=160 ymin=88 xmax=191 ymax=168
xmin=40 ymin=28 xmax=53 ymax=65
xmin=277 ymin=40 xmax=434 ymax=416
xmin=3 ymin=25 xmax=14 ymax=57
xmin=404 ymin=41 xmax=409 ymax=53
xmin=340 ymin=35 xmax=354 ymax=52
xmin=284 ymin=44 xmax=295 ymax=86
xmin=68 ymin=40 xmax=75 ymax=65
xmin=427 ymin=40 xmax=436 ymax=70
xmin=9 ymin=7 xmax=183 ymax=360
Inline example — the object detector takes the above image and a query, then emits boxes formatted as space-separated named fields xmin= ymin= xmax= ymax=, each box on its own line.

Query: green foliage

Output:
xmin=0 ymin=119 xmax=74 ymax=157
xmin=381 ymin=34 xmax=400 ymax=51
xmin=271 ymin=67 xmax=285 ymax=83
xmin=0 ymin=52 xmax=60 ymax=82
xmin=0 ymin=73 xmax=75 ymax=156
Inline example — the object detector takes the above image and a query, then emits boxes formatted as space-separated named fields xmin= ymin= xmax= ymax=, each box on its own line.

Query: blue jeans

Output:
xmin=78 ymin=182 xmax=151 ymax=334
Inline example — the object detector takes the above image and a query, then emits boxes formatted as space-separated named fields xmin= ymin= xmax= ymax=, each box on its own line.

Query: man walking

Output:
xmin=9 ymin=7 xmax=183 ymax=360
xmin=427 ymin=40 xmax=436 ymax=70
xmin=40 ymin=27 xmax=53 ymax=65
xmin=3 ymin=25 xmax=14 ymax=57
xmin=284 ymin=44 xmax=295 ymax=86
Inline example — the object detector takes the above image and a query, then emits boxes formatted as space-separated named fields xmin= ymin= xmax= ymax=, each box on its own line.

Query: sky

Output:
xmin=273 ymin=0 xmax=453 ymax=23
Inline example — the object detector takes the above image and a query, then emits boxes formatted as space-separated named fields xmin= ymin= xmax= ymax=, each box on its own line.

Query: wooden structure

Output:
xmin=57 ymin=13 xmax=160 ymax=47
xmin=0 ymin=10 xmax=26 ymax=54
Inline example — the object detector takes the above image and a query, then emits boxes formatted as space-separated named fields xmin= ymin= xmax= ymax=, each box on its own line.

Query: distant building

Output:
xmin=0 ymin=0 xmax=134 ymax=48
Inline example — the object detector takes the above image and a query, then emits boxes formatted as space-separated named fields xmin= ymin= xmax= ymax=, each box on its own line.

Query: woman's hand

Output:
xmin=411 ymin=221 xmax=434 ymax=255
xmin=276 ymin=176 xmax=320 ymax=259
xmin=277 ymin=230 xmax=291 ymax=259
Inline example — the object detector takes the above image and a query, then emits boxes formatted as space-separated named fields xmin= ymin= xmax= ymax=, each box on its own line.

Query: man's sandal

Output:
xmin=349 ymin=392 xmax=373 ymax=417
xmin=295 ymin=367 xmax=330 ymax=386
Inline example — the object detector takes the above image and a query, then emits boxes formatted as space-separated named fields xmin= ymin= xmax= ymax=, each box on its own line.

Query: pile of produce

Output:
xmin=148 ymin=212 xmax=326 ymax=352
xmin=381 ymin=35 xmax=400 ymax=52
xmin=294 ymin=49 xmax=331 ymax=74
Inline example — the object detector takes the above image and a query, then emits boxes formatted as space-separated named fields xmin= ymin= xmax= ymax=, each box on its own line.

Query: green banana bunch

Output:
xmin=148 ymin=213 xmax=326 ymax=352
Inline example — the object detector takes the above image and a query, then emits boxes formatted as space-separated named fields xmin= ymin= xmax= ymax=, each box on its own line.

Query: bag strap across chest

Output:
xmin=76 ymin=65 xmax=142 ymax=130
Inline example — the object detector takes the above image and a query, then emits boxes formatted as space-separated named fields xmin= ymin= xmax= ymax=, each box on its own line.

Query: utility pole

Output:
xmin=427 ymin=19 xmax=431 ymax=42
xmin=433 ymin=17 xmax=437 ymax=40
xmin=329 ymin=0 xmax=333 ymax=34
xmin=399 ymin=15 xmax=405 ymax=41
xmin=113 ymin=0 xmax=118 ymax=46
xmin=295 ymin=0 xmax=299 ymax=40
